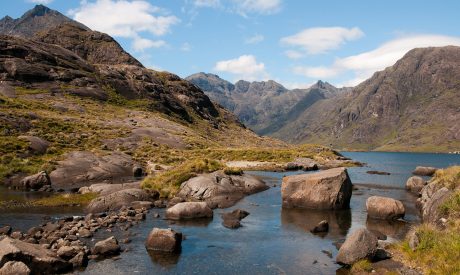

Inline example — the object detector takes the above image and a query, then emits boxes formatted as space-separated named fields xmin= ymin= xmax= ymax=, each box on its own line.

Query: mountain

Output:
xmin=0 ymin=4 xmax=88 ymax=38
xmin=273 ymin=46 xmax=460 ymax=152
xmin=186 ymin=73 xmax=344 ymax=134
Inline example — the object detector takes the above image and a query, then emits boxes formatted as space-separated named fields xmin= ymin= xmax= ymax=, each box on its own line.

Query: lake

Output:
xmin=1 ymin=152 xmax=459 ymax=274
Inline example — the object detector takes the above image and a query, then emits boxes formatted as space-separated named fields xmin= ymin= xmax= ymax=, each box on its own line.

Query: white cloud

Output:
xmin=193 ymin=0 xmax=221 ymax=7
xmin=180 ymin=42 xmax=192 ymax=51
xmin=245 ymin=34 xmax=264 ymax=44
xmin=281 ymin=26 xmax=364 ymax=56
xmin=132 ymin=37 xmax=166 ymax=51
xmin=293 ymin=66 xmax=339 ymax=79
xmin=27 ymin=0 xmax=53 ymax=4
xmin=214 ymin=54 xmax=269 ymax=81
xmin=233 ymin=0 xmax=282 ymax=15
xmin=69 ymin=0 xmax=179 ymax=50
xmin=284 ymin=50 xmax=303 ymax=59
xmin=292 ymin=34 xmax=460 ymax=87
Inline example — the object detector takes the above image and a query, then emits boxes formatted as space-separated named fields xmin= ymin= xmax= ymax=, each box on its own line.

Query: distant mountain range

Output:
xmin=186 ymin=73 xmax=350 ymax=135
xmin=188 ymin=46 xmax=460 ymax=152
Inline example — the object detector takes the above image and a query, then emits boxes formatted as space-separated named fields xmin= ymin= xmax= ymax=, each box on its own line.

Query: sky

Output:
xmin=2 ymin=0 xmax=460 ymax=88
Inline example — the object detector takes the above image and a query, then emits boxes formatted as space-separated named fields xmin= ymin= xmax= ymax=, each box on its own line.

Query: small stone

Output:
xmin=91 ymin=236 xmax=121 ymax=256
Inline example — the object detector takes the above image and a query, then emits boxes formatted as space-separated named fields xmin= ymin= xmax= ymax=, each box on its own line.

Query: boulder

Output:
xmin=177 ymin=171 xmax=268 ymax=208
xmin=286 ymin=158 xmax=318 ymax=171
xmin=165 ymin=202 xmax=213 ymax=220
xmin=19 ymin=171 xmax=51 ymax=190
xmin=281 ymin=168 xmax=352 ymax=209
xmin=0 ymin=226 xmax=11 ymax=236
xmin=91 ymin=236 xmax=120 ymax=256
xmin=0 ymin=261 xmax=30 ymax=275
xmin=145 ymin=228 xmax=182 ymax=253
xmin=366 ymin=196 xmax=405 ymax=220
xmin=69 ymin=251 xmax=88 ymax=268
xmin=86 ymin=188 xmax=156 ymax=213
xmin=310 ymin=220 xmax=329 ymax=233
xmin=57 ymin=246 xmax=79 ymax=260
xmin=17 ymin=136 xmax=49 ymax=155
xmin=221 ymin=209 xmax=249 ymax=229
xmin=406 ymin=176 xmax=425 ymax=193
xmin=336 ymin=228 xmax=378 ymax=265
xmin=78 ymin=182 xmax=141 ymax=196
xmin=412 ymin=166 xmax=437 ymax=177
xmin=0 ymin=237 xmax=71 ymax=274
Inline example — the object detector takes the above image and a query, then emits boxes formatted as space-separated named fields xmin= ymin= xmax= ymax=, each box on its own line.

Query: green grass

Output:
xmin=440 ymin=191 xmax=460 ymax=218
xmin=223 ymin=167 xmax=243 ymax=176
xmin=430 ymin=166 xmax=460 ymax=190
xmin=142 ymin=158 xmax=223 ymax=198
xmin=32 ymin=192 xmax=98 ymax=207
xmin=14 ymin=87 xmax=49 ymax=95
xmin=350 ymin=259 xmax=373 ymax=273
xmin=398 ymin=223 xmax=460 ymax=274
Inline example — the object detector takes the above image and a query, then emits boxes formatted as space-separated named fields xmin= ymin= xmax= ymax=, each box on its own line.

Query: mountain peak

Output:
xmin=23 ymin=4 xmax=52 ymax=18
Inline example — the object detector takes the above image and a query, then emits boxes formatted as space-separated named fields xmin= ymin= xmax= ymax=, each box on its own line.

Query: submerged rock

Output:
xmin=366 ymin=196 xmax=405 ymax=220
xmin=177 ymin=171 xmax=268 ymax=209
xmin=165 ymin=202 xmax=213 ymax=220
xmin=412 ymin=166 xmax=437 ymax=177
xmin=281 ymin=168 xmax=352 ymax=209
xmin=0 ymin=237 xmax=72 ymax=274
xmin=221 ymin=209 xmax=250 ymax=229
xmin=336 ymin=228 xmax=378 ymax=265
xmin=310 ymin=220 xmax=329 ymax=233
xmin=145 ymin=228 xmax=182 ymax=253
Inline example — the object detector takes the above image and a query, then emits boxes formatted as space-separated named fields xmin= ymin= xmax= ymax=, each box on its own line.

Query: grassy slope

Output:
xmin=392 ymin=166 xmax=460 ymax=274
xmin=0 ymin=88 xmax=341 ymax=198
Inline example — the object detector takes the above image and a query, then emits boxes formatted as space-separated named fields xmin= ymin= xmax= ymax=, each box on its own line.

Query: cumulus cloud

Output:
xmin=293 ymin=34 xmax=460 ymax=87
xmin=245 ymin=34 xmax=264 ymax=44
xmin=27 ymin=0 xmax=53 ymax=4
xmin=180 ymin=42 xmax=192 ymax=51
xmin=214 ymin=55 xmax=269 ymax=81
xmin=193 ymin=0 xmax=221 ymax=7
xmin=132 ymin=37 xmax=166 ymax=51
xmin=281 ymin=26 xmax=364 ymax=56
xmin=233 ymin=0 xmax=282 ymax=15
xmin=69 ymin=0 xmax=179 ymax=51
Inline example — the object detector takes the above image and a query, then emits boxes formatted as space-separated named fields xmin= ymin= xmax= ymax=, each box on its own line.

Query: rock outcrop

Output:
xmin=177 ymin=171 xmax=269 ymax=208
xmin=19 ymin=171 xmax=50 ymax=190
xmin=336 ymin=228 xmax=378 ymax=265
xmin=145 ymin=228 xmax=182 ymax=253
xmin=281 ymin=168 xmax=352 ymax=209
xmin=0 ymin=237 xmax=72 ymax=274
xmin=79 ymin=182 xmax=141 ymax=196
xmin=86 ymin=188 xmax=157 ymax=213
xmin=366 ymin=196 xmax=405 ymax=220
xmin=165 ymin=202 xmax=213 ymax=220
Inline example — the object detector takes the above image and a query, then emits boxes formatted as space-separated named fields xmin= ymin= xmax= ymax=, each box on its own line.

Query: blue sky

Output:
xmin=3 ymin=0 xmax=460 ymax=87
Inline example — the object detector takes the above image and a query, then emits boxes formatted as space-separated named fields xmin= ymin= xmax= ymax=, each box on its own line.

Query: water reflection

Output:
xmin=148 ymin=250 xmax=181 ymax=268
xmin=366 ymin=218 xmax=409 ymax=239
xmin=166 ymin=218 xmax=213 ymax=227
xmin=281 ymin=207 xmax=351 ymax=239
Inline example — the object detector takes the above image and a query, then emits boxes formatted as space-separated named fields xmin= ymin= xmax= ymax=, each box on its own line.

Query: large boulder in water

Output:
xmin=412 ymin=166 xmax=437 ymax=176
xmin=406 ymin=176 xmax=425 ymax=193
xmin=165 ymin=202 xmax=213 ymax=220
xmin=145 ymin=228 xmax=182 ymax=253
xmin=336 ymin=228 xmax=378 ymax=265
xmin=0 ymin=237 xmax=71 ymax=274
xmin=86 ymin=188 xmax=157 ymax=213
xmin=281 ymin=168 xmax=352 ymax=209
xmin=177 ymin=171 xmax=268 ymax=208
xmin=366 ymin=196 xmax=405 ymax=220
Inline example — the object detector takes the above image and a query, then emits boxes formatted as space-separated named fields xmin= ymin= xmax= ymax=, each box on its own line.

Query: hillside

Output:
xmin=186 ymin=73 xmax=344 ymax=134
xmin=273 ymin=46 xmax=460 ymax=152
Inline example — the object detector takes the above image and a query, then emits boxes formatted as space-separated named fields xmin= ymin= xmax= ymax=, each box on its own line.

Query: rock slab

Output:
xmin=165 ymin=202 xmax=213 ymax=220
xmin=281 ymin=168 xmax=352 ymax=209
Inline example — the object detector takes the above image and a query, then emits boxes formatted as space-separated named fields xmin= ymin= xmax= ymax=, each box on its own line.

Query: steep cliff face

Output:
xmin=274 ymin=46 xmax=460 ymax=152
xmin=186 ymin=73 xmax=342 ymax=134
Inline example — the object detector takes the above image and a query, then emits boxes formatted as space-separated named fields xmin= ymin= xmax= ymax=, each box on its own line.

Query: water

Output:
xmin=1 ymin=152 xmax=459 ymax=274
